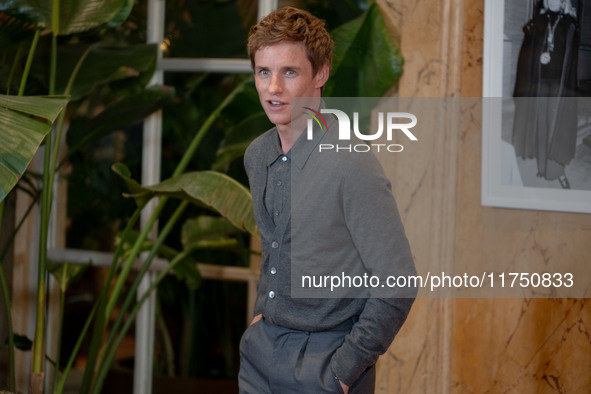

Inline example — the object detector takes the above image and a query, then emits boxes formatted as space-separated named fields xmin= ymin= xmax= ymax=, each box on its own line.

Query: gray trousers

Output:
xmin=238 ymin=317 xmax=375 ymax=394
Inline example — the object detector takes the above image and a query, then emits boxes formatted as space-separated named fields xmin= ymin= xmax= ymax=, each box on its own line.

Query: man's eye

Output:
xmin=285 ymin=70 xmax=296 ymax=76
xmin=259 ymin=70 xmax=270 ymax=76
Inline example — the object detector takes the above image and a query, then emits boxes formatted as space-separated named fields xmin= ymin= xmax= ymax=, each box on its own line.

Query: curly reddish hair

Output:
xmin=247 ymin=6 xmax=334 ymax=75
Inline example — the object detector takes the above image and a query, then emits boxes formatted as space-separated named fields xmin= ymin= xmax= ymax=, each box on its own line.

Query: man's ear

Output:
xmin=315 ymin=63 xmax=330 ymax=88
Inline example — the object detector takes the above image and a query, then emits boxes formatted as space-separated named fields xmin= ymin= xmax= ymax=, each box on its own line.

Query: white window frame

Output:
xmin=137 ymin=1 xmax=275 ymax=390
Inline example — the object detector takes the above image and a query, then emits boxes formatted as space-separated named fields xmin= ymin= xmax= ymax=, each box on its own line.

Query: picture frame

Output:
xmin=481 ymin=0 xmax=591 ymax=214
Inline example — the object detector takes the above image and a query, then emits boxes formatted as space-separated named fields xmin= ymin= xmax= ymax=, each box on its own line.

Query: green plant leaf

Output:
xmin=0 ymin=12 xmax=36 ymax=52
xmin=105 ymin=0 xmax=134 ymax=29
xmin=111 ymin=163 xmax=147 ymax=206
xmin=66 ymin=86 xmax=174 ymax=155
xmin=325 ymin=3 xmax=403 ymax=97
xmin=114 ymin=166 xmax=258 ymax=236
xmin=0 ymin=95 xmax=67 ymax=202
xmin=1 ymin=333 xmax=32 ymax=351
xmin=56 ymin=43 xmax=158 ymax=100
xmin=0 ymin=1 xmax=45 ymax=25
xmin=0 ymin=94 xmax=66 ymax=119
xmin=181 ymin=216 xmax=240 ymax=248
xmin=47 ymin=262 xmax=88 ymax=293
xmin=1 ymin=0 xmax=131 ymax=35
xmin=57 ymin=0 xmax=130 ymax=35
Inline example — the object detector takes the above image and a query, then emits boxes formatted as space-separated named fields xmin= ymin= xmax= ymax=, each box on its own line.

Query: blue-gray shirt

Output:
xmin=244 ymin=116 xmax=416 ymax=386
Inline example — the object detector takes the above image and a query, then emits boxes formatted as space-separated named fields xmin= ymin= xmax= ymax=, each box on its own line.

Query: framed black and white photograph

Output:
xmin=482 ymin=0 xmax=591 ymax=213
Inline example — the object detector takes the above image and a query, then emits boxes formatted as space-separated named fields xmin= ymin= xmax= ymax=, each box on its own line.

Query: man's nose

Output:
xmin=269 ymin=75 xmax=283 ymax=94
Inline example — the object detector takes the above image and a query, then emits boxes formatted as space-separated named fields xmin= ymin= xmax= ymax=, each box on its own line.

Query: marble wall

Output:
xmin=375 ymin=0 xmax=591 ymax=392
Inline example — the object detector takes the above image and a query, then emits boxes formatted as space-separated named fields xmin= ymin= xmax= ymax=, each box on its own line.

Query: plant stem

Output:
xmin=27 ymin=11 xmax=51 ymax=381
xmin=104 ymin=197 xmax=168 ymax=320
xmin=92 ymin=237 xmax=195 ymax=394
xmin=52 ymin=283 xmax=66 ymax=392
xmin=97 ymin=201 xmax=188 ymax=387
xmin=79 ymin=205 xmax=143 ymax=393
xmin=6 ymin=46 xmax=23 ymax=94
xmin=0 ymin=260 xmax=15 ymax=392
xmin=156 ymin=290 xmax=175 ymax=377
xmin=18 ymin=28 xmax=40 ymax=96
xmin=54 ymin=301 xmax=99 ymax=394
xmin=50 ymin=0 xmax=59 ymax=95
xmin=47 ymin=43 xmax=97 ymax=210
xmin=50 ymin=33 xmax=57 ymax=94
xmin=33 ymin=128 xmax=52 ymax=375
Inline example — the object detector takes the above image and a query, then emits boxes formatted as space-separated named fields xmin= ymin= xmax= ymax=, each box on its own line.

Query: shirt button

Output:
xmin=269 ymin=291 xmax=275 ymax=299
xmin=276 ymin=180 xmax=282 ymax=186
xmin=271 ymin=241 xmax=279 ymax=248
xmin=282 ymin=156 xmax=288 ymax=162
xmin=270 ymin=267 xmax=277 ymax=275
xmin=274 ymin=210 xmax=279 ymax=216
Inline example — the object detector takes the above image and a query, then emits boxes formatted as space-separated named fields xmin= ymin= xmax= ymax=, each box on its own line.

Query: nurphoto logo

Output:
xmin=304 ymin=107 xmax=418 ymax=153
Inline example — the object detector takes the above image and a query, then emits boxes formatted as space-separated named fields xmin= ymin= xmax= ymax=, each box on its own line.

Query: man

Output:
xmin=239 ymin=7 xmax=416 ymax=393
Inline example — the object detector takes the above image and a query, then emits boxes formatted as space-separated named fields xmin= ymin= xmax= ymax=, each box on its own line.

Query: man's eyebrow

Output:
xmin=254 ymin=65 xmax=303 ymax=72
xmin=282 ymin=65 xmax=302 ymax=71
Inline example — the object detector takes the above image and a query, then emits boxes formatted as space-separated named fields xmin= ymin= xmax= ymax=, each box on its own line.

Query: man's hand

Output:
xmin=250 ymin=314 xmax=262 ymax=326
xmin=337 ymin=378 xmax=349 ymax=394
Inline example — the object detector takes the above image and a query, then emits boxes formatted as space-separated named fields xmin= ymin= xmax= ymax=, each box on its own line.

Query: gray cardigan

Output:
xmin=243 ymin=116 xmax=416 ymax=386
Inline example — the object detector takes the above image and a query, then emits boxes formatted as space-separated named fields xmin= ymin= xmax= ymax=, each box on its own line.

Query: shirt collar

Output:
xmin=265 ymin=129 xmax=287 ymax=167
xmin=264 ymin=100 xmax=330 ymax=169
xmin=291 ymin=100 xmax=333 ymax=169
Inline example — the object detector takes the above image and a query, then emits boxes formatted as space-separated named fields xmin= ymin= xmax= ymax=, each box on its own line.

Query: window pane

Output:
xmin=163 ymin=0 xmax=257 ymax=59
xmin=66 ymin=126 xmax=141 ymax=251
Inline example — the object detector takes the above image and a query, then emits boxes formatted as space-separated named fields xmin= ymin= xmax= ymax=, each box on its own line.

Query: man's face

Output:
xmin=254 ymin=41 xmax=328 ymax=132
xmin=547 ymin=0 xmax=562 ymax=12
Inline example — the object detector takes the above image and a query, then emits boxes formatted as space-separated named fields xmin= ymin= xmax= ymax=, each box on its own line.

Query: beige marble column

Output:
xmin=375 ymin=0 xmax=591 ymax=392
xmin=375 ymin=0 xmax=464 ymax=392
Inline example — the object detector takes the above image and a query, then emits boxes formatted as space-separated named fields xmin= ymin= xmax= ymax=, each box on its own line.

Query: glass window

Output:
xmin=162 ymin=0 xmax=258 ymax=59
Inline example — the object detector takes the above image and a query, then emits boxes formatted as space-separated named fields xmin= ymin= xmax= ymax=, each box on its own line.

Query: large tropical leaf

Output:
xmin=112 ymin=163 xmax=258 ymax=236
xmin=0 ymin=1 xmax=44 ymax=25
xmin=0 ymin=94 xmax=67 ymax=202
xmin=0 ymin=12 xmax=36 ymax=53
xmin=181 ymin=216 xmax=241 ymax=248
xmin=0 ymin=0 xmax=132 ymax=35
xmin=66 ymin=86 xmax=174 ymax=155
xmin=325 ymin=3 xmax=403 ymax=97
xmin=55 ymin=43 xmax=158 ymax=100
xmin=104 ymin=0 xmax=134 ymax=29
